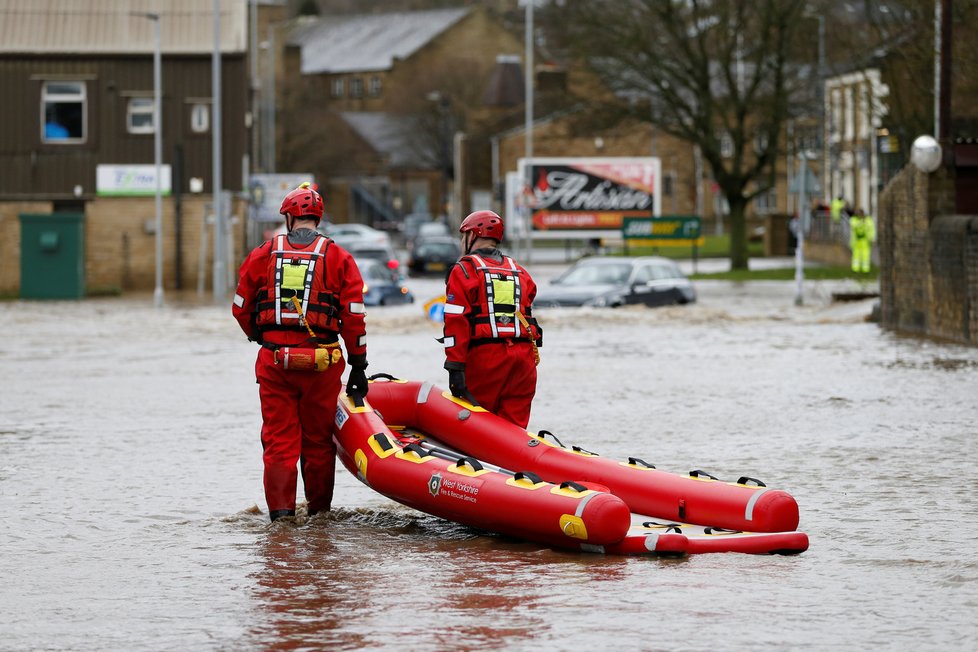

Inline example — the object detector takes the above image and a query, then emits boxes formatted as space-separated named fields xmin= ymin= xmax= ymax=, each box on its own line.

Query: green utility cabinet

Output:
xmin=19 ymin=213 xmax=86 ymax=299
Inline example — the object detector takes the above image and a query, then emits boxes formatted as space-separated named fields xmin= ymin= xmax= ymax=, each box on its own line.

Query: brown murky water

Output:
xmin=2 ymin=269 xmax=977 ymax=650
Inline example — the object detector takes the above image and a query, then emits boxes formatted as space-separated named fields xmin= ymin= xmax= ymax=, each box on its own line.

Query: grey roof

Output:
xmin=340 ymin=111 xmax=431 ymax=169
xmin=0 ymin=0 xmax=247 ymax=55
xmin=288 ymin=8 xmax=470 ymax=74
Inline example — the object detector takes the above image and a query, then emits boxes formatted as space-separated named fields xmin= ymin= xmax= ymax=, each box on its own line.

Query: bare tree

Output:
xmin=541 ymin=0 xmax=812 ymax=269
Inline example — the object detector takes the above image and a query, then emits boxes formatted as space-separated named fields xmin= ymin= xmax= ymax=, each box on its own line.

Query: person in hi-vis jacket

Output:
xmin=232 ymin=183 xmax=368 ymax=521
xmin=849 ymin=208 xmax=876 ymax=273
xmin=442 ymin=211 xmax=543 ymax=428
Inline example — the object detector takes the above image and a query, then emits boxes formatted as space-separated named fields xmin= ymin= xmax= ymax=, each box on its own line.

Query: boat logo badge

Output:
xmin=428 ymin=472 xmax=443 ymax=497
xmin=335 ymin=404 xmax=349 ymax=430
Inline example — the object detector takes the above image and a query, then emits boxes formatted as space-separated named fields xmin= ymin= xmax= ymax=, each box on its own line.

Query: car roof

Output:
xmin=574 ymin=256 xmax=675 ymax=265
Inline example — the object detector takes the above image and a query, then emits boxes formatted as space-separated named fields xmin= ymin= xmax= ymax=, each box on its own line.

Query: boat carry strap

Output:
xmin=689 ymin=469 xmax=721 ymax=481
xmin=367 ymin=372 xmax=398 ymax=382
xmin=402 ymin=443 xmax=431 ymax=458
xmin=514 ymin=471 xmax=543 ymax=484
xmin=559 ymin=480 xmax=588 ymax=493
xmin=642 ymin=521 xmax=684 ymax=534
xmin=572 ymin=445 xmax=598 ymax=456
xmin=454 ymin=457 xmax=484 ymax=472
xmin=536 ymin=429 xmax=564 ymax=447
xmin=628 ymin=457 xmax=656 ymax=469
xmin=704 ymin=527 xmax=742 ymax=536
xmin=371 ymin=433 xmax=394 ymax=451
xmin=736 ymin=476 xmax=767 ymax=487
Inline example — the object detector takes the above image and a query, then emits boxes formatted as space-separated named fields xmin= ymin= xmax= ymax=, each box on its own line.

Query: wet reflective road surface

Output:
xmin=2 ymin=269 xmax=976 ymax=650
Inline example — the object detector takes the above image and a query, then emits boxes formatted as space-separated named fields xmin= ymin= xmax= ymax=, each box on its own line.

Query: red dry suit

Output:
xmin=443 ymin=248 xmax=542 ymax=428
xmin=232 ymin=229 xmax=366 ymax=517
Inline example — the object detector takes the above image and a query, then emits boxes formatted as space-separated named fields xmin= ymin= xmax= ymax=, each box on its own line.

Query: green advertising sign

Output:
xmin=622 ymin=216 xmax=702 ymax=240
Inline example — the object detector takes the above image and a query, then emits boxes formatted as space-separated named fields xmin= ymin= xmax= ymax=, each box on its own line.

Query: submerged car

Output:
xmin=355 ymin=258 xmax=414 ymax=306
xmin=346 ymin=241 xmax=403 ymax=280
xmin=534 ymin=256 xmax=696 ymax=308
xmin=406 ymin=236 xmax=461 ymax=276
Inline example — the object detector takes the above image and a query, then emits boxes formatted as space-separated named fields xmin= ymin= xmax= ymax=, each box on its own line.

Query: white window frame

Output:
xmin=126 ymin=96 xmax=155 ymax=134
xmin=330 ymin=77 xmax=344 ymax=98
xmin=754 ymin=187 xmax=778 ymax=215
xmin=190 ymin=103 xmax=210 ymax=134
xmin=369 ymin=75 xmax=382 ymax=97
xmin=718 ymin=130 xmax=734 ymax=158
xmin=41 ymin=80 xmax=87 ymax=144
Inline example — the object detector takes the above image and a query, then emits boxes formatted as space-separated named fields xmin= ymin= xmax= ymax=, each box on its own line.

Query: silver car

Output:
xmin=535 ymin=256 xmax=696 ymax=308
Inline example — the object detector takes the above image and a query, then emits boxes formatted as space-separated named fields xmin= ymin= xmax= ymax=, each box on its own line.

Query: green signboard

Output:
xmin=622 ymin=216 xmax=702 ymax=240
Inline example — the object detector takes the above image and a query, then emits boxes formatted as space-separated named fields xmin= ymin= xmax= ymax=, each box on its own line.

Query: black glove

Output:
xmin=448 ymin=369 xmax=467 ymax=399
xmin=346 ymin=365 xmax=368 ymax=401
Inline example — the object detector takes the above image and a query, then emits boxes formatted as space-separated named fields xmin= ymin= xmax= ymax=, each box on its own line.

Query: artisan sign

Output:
xmin=517 ymin=157 xmax=661 ymax=231
xmin=622 ymin=216 xmax=704 ymax=246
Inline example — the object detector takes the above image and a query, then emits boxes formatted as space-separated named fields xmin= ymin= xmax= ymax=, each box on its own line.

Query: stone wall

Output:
xmin=878 ymin=166 xmax=978 ymax=345
xmin=1 ymin=196 xmax=247 ymax=297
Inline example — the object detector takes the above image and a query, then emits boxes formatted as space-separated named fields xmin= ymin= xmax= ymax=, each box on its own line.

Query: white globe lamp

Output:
xmin=910 ymin=135 xmax=943 ymax=173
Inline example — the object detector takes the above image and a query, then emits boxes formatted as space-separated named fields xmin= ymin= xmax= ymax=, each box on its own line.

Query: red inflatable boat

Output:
xmin=358 ymin=377 xmax=808 ymax=555
xmin=332 ymin=392 xmax=691 ymax=555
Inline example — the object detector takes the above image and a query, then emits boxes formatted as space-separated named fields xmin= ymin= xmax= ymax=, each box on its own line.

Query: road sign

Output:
xmin=622 ymin=216 xmax=703 ymax=242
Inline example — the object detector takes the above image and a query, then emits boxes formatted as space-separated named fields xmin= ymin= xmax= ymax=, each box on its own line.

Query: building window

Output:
xmin=127 ymin=97 xmax=155 ymax=134
xmin=662 ymin=172 xmax=674 ymax=196
xmin=369 ymin=76 xmax=382 ymax=97
xmin=718 ymin=130 xmax=733 ymax=158
xmin=330 ymin=77 xmax=344 ymax=98
xmin=754 ymin=187 xmax=778 ymax=215
xmin=844 ymin=87 xmax=855 ymax=141
xmin=350 ymin=77 xmax=364 ymax=98
xmin=41 ymin=80 xmax=86 ymax=143
xmin=830 ymin=89 xmax=842 ymax=143
xmin=190 ymin=103 xmax=209 ymax=134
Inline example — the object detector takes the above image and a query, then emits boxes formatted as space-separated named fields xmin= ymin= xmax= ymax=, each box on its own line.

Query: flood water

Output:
xmin=2 ymin=266 xmax=977 ymax=650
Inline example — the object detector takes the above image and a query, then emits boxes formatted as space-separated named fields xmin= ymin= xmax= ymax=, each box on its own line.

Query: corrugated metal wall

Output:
xmin=0 ymin=55 xmax=248 ymax=198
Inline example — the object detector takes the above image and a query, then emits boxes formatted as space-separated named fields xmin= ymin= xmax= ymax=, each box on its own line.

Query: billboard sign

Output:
xmin=516 ymin=157 xmax=660 ymax=231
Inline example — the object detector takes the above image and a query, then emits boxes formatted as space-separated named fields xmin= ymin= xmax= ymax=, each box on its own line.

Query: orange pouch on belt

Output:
xmin=275 ymin=347 xmax=342 ymax=372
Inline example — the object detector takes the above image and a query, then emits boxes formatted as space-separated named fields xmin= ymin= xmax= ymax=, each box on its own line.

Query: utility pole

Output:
xmin=212 ymin=0 xmax=227 ymax=300
xmin=523 ymin=0 xmax=534 ymax=262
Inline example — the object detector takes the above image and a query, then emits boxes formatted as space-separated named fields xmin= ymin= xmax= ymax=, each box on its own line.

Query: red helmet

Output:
xmin=279 ymin=183 xmax=324 ymax=221
xmin=459 ymin=210 xmax=504 ymax=241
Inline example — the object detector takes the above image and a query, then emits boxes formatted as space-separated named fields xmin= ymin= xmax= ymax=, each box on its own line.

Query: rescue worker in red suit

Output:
xmin=232 ymin=183 xmax=369 ymax=521
xmin=443 ymin=210 xmax=542 ymax=428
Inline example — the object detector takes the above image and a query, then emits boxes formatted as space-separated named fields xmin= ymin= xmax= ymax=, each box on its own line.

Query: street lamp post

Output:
xmin=794 ymin=152 xmax=811 ymax=307
xmin=134 ymin=11 xmax=164 ymax=308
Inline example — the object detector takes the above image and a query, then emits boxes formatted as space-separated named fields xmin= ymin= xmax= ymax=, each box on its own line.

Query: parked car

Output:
xmin=534 ymin=256 xmax=696 ymax=308
xmin=346 ymin=241 xmax=403 ymax=280
xmin=407 ymin=235 xmax=461 ymax=276
xmin=322 ymin=223 xmax=392 ymax=248
xmin=402 ymin=213 xmax=434 ymax=242
xmin=405 ymin=217 xmax=451 ymax=251
xmin=355 ymin=258 xmax=414 ymax=306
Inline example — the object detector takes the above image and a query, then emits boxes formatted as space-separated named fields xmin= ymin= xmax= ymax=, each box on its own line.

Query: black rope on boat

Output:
xmin=513 ymin=471 xmax=543 ymax=484
xmin=371 ymin=433 xmax=393 ymax=451
xmin=736 ymin=476 xmax=767 ymax=487
xmin=559 ymin=480 xmax=589 ymax=493
xmin=642 ymin=521 xmax=684 ymax=534
xmin=628 ymin=457 xmax=656 ymax=469
xmin=367 ymin=372 xmax=398 ymax=381
xmin=572 ymin=445 xmax=599 ymax=456
xmin=536 ymin=429 xmax=564 ymax=447
xmin=454 ymin=457 xmax=484 ymax=472
xmin=689 ymin=469 xmax=721 ymax=481
xmin=402 ymin=443 xmax=431 ymax=458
